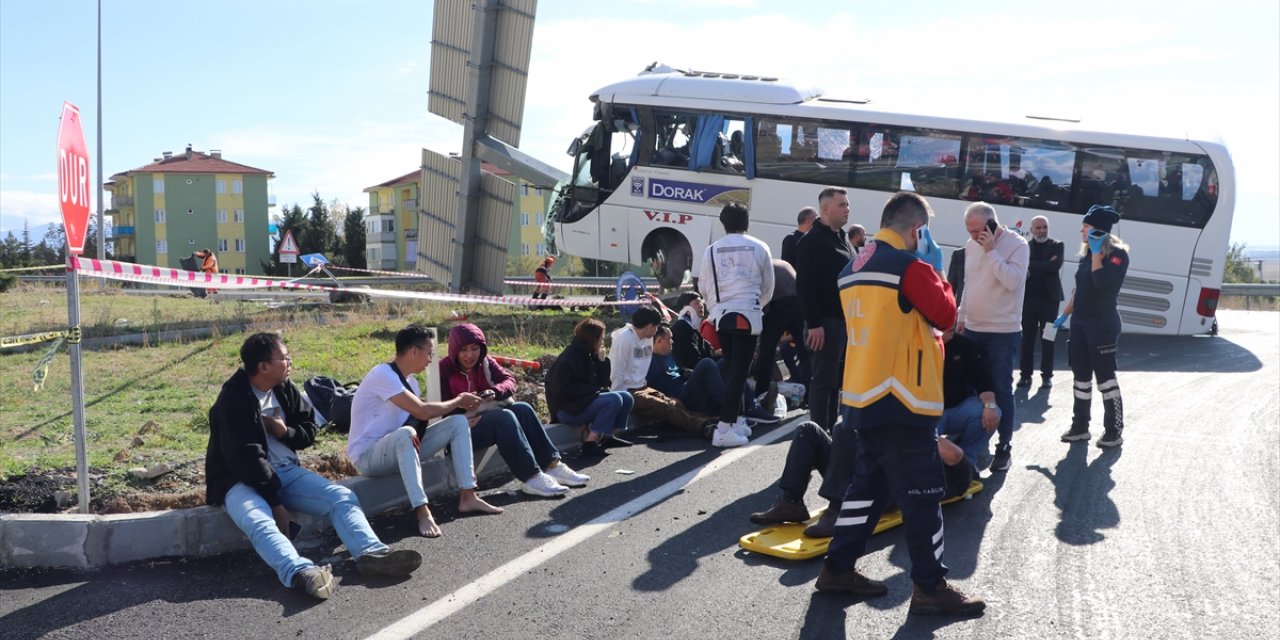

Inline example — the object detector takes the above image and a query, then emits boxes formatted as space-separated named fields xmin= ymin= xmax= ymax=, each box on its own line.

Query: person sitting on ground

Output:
xmin=749 ymin=422 xmax=975 ymax=526
xmin=545 ymin=318 xmax=636 ymax=456
xmin=671 ymin=292 xmax=720 ymax=370
xmin=610 ymin=306 xmax=715 ymax=440
xmin=206 ymin=332 xmax=421 ymax=601
xmin=440 ymin=323 xmax=590 ymax=497
xmin=647 ymin=324 xmax=778 ymax=434
xmin=348 ymin=324 xmax=504 ymax=539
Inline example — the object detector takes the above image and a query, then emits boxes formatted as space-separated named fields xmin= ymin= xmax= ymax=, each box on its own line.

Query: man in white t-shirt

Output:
xmin=348 ymin=324 xmax=502 ymax=538
xmin=956 ymin=202 xmax=1029 ymax=473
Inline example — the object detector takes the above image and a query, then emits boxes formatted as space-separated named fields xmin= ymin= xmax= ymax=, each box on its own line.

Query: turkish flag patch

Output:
xmin=1110 ymin=256 xmax=1123 ymax=266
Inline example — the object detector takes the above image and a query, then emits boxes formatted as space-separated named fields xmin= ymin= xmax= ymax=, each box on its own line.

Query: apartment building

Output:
xmin=105 ymin=146 xmax=273 ymax=274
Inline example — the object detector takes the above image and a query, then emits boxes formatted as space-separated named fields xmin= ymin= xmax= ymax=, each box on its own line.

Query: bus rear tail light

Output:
xmin=1197 ymin=287 xmax=1220 ymax=317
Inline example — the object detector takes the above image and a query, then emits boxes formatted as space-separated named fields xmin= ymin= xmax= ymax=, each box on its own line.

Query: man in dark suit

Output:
xmin=1018 ymin=216 xmax=1064 ymax=387
xmin=780 ymin=207 xmax=817 ymax=268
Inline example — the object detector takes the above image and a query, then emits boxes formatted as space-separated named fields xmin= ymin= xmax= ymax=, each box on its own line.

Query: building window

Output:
xmin=522 ymin=243 xmax=530 ymax=256
xmin=536 ymin=244 xmax=545 ymax=256
xmin=521 ymin=184 xmax=529 ymax=196
xmin=232 ymin=179 xmax=243 ymax=194
xmin=521 ymin=213 xmax=530 ymax=226
xmin=156 ymin=240 xmax=168 ymax=254
xmin=235 ymin=238 xmax=245 ymax=252
xmin=216 ymin=180 xmax=226 ymax=194
xmin=155 ymin=208 xmax=166 ymax=223
xmin=234 ymin=208 xmax=244 ymax=222
xmin=153 ymin=178 xmax=164 ymax=193
xmin=218 ymin=239 xmax=228 ymax=252
xmin=536 ymin=213 xmax=545 ymax=226
xmin=235 ymin=268 xmax=245 ymax=275
xmin=217 ymin=209 xmax=227 ymax=223
xmin=535 ymin=186 xmax=544 ymax=196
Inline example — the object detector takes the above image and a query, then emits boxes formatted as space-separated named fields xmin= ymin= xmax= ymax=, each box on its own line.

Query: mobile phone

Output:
xmin=915 ymin=225 xmax=928 ymax=244
xmin=985 ymin=219 xmax=998 ymax=234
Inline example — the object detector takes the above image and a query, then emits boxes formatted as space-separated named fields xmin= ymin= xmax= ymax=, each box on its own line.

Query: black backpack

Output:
xmin=303 ymin=376 xmax=359 ymax=433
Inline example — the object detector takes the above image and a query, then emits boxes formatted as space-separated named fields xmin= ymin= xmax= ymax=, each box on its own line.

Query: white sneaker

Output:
xmin=520 ymin=472 xmax=569 ymax=497
xmin=732 ymin=417 xmax=752 ymax=438
xmin=712 ymin=423 xmax=749 ymax=448
xmin=545 ymin=462 xmax=590 ymax=487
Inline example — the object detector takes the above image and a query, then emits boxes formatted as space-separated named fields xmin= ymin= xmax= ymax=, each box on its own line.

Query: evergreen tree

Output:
xmin=1 ymin=231 xmax=23 ymax=267
xmin=301 ymin=192 xmax=337 ymax=257
xmin=342 ymin=206 xmax=367 ymax=269
xmin=262 ymin=204 xmax=308 ymax=275
xmin=21 ymin=219 xmax=32 ymax=264
xmin=40 ymin=224 xmax=67 ymax=264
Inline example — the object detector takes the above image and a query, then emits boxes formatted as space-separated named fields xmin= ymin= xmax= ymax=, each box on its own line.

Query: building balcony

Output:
xmin=401 ymin=198 xmax=418 ymax=210
xmin=377 ymin=204 xmax=394 ymax=214
xmin=112 ymin=196 xmax=134 ymax=207
xmin=379 ymin=259 xmax=399 ymax=271
xmin=371 ymin=231 xmax=397 ymax=243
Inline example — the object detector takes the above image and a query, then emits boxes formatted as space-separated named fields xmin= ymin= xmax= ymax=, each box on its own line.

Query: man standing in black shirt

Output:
xmin=781 ymin=207 xmax=817 ymax=268
xmin=795 ymin=188 xmax=852 ymax=432
xmin=1018 ymin=216 xmax=1064 ymax=388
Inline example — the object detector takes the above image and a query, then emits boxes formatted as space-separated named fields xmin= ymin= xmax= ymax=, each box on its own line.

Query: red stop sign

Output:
xmin=57 ymin=101 xmax=91 ymax=255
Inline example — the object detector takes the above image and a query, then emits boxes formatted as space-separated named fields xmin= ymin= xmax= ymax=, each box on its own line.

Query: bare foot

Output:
xmin=458 ymin=491 xmax=504 ymax=515
xmin=415 ymin=506 xmax=442 ymax=538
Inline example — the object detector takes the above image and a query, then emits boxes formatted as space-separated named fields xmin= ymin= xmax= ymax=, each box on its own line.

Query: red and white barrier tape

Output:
xmin=325 ymin=264 xmax=437 ymax=279
xmin=490 ymin=355 xmax=540 ymax=371
xmin=70 ymin=257 xmax=634 ymax=308
xmin=503 ymin=279 xmax=617 ymax=290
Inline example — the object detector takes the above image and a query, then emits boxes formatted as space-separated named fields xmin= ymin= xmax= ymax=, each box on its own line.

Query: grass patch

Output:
xmin=0 ymin=288 xmax=622 ymax=493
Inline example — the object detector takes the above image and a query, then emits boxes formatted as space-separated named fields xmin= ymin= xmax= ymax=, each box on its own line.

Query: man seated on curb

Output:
xmin=206 ymin=332 xmax=421 ymax=601
xmin=348 ymin=324 xmax=504 ymax=539
xmin=751 ymin=329 xmax=997 ymax=529
xmin=610 ymin=306 xmax=718 ymax=443
xmin=647 ymin=325 xmax=779 ymax=433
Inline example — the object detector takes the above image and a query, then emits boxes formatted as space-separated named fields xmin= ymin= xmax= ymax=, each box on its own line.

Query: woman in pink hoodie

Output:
xmin=440 ymin=323 xmax=590 ymax=497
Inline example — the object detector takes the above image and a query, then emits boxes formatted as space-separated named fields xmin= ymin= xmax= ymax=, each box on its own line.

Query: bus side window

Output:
xmin=651 ymin=112 xmax=694 ymax=168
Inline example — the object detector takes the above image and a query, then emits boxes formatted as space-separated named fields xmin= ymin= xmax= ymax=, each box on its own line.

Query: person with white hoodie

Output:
xmin=698 ymin=203 xmax=776 ymax=448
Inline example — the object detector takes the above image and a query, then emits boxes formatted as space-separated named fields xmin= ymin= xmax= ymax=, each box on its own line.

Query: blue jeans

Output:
xmin=353 ymin=416 xmax=476 ymax=509
xmin=962 ymin=329 xmax=1020 ymax=449
xmin=224 ymin=462 xmax=388 ymax=588
xmin=470 ymin=402 xmax=560 ymax=482
xmin=557 ymin=391 xmax=635 ymax=436
xmin=937 ymin=396 xmax=1000 ymax=471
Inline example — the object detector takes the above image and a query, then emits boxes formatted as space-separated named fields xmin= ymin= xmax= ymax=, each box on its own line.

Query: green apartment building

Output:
xmin=105 ymin=146 xmax=274 ymax=274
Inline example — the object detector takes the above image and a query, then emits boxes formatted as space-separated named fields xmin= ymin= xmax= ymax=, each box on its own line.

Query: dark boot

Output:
xmin=909 ymin=579 xmax=986 ymax=616
xmin=803 ymin=502 xmax=839 ymax=538
xmin=750 ymin=497 xmax=810 ymax=525
xmin=815 ymin=565 xmax=888 ymax=596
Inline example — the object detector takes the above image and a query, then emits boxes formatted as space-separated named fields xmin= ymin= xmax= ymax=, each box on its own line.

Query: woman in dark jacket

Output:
xmin=1057 ymin=205 xmax=1129 ymax=449
xmin=545 ymin=318 xmax=635 ymax=456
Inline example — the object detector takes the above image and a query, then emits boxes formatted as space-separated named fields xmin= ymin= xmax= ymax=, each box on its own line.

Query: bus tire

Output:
xmin=648 ymin=235 xmax=692 ymax=289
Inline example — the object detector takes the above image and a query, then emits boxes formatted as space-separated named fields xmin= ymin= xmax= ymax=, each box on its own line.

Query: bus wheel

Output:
xmin=649 ymin=236 xmax=691 ymax=289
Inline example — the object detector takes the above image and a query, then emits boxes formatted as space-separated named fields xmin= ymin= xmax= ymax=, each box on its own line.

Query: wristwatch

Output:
xmin=983 ymin=401 xmax=998 ymax=410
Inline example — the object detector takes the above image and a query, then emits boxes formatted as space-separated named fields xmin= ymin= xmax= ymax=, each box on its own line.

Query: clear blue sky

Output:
xmin=2 ymin=0 xmax=1277 ymax=248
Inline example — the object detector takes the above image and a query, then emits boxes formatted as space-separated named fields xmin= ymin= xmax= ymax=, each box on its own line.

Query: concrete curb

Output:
xmin=0 ymin=422 xmax=587 ymax=570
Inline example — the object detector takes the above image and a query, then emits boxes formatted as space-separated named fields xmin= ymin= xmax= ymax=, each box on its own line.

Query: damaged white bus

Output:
xmin=545 ymin=63 xmax=1234 ymax=335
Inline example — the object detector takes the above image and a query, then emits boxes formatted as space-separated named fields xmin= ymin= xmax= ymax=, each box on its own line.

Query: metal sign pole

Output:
xmin=66 ymin=256 xmax=90 ymax=513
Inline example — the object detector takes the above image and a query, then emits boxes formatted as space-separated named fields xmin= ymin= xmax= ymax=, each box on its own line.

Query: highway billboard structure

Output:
xmin=422 ymin=0 xmax=567 ymax=294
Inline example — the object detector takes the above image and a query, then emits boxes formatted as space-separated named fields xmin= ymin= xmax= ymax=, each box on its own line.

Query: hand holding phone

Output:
xmin=1087 ymin=229 xmax=1109 ymax=254
xmin=915 ymin=226 xmax=944 ymax=272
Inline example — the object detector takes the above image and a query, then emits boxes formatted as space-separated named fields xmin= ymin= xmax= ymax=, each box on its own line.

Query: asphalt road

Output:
xmin=2 ymin=310 xmax=1276 ymax=640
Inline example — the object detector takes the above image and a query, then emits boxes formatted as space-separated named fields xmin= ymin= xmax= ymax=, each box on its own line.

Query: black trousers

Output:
xmin=754 ymin=296 xmax=808 ymax=393
xmin=806 ymin=316 xmax=846 ymax=432
xmin=1069 ymin=314 xmax=1124 ymax=436
xmin=824 ymin=423 xmax=948 ymax=589
xmin=1020 ymin=297 xmax=1058 ymax=378
xmin=716 ymin=324 xmax=758 ymax=425
xmin=778 ymin=421 xmax=832 ymax=499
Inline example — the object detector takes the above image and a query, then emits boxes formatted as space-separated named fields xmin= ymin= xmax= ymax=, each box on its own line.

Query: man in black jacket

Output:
xmin=1018 ymin=216 xmax=1065 ymax=387
xmin=670 ymin=291 xmax=718 ymax=370
xmin=795 ymin=188 xmax=853 ymax=431
xmin=781 ymin=207 xmax=817 ymax=268
xmin=206 ymin=332 xmax=421 ymax=600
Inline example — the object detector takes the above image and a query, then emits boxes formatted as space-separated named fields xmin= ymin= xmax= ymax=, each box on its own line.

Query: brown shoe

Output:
xmin=909 ymin=579 xmax=986 ymax=616
xmin=803 ymin=504 xmax=839 ymax=538
xmin=815 ymin=565 xmax=888 ymax=597
xmin=750 ymin=498 xmax=810 ymax=525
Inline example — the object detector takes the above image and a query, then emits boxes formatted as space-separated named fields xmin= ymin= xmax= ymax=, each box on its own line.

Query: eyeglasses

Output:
xmin=272 ymin=355 xmax=293 ymax=363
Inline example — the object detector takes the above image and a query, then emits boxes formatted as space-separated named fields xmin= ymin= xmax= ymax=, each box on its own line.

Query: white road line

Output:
xmin=364 ymin=419 xmax=801 ymax=640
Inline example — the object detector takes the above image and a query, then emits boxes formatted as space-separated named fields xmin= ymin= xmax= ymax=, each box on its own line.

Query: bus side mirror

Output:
xmin=566 ymin=138 xmax=582 ymax=156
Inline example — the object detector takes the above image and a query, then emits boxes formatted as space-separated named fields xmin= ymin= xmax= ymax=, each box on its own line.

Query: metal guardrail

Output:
xmin=1221 ymin=283 xmax=1280 ymax=296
